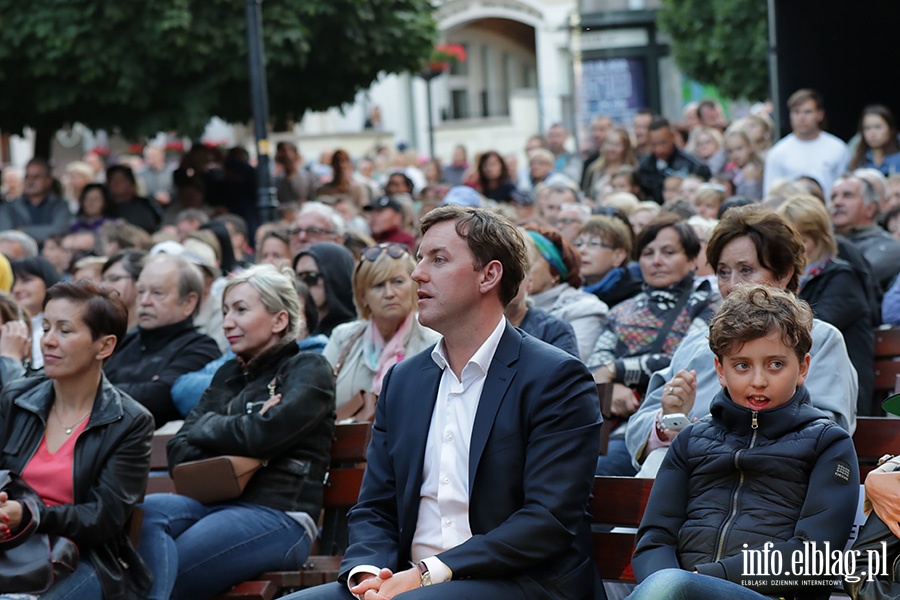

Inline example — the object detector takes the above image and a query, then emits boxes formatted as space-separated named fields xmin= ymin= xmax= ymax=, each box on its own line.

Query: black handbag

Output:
xmin=843 ymin=510 xmax=900 ymax=599
xmin=0 ymin=470 xmax=79 ymax=594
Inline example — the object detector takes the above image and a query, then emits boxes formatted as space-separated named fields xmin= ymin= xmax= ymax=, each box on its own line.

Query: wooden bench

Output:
xmin=146 ymin=431 xmax=176 ymax=495
xmin=853 ymin=416 xmax=900 ymax=479
xmin=591 ymin=476 xmax=653 ymax=584
xmin=874 ymin=326 xmax=900 ymax=413
xmin=212 ymin=422 xmax=372 ymax=600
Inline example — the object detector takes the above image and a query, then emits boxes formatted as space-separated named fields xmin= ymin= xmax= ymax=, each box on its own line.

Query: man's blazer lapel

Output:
xmin=467 ymin=323 xmax=520 ymax=492
xmin=398 ymin=358 xmax=442 ymax=534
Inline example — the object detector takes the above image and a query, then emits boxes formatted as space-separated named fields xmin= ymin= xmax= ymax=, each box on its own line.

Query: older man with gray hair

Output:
xmin=104 ymin=254 xmax=221 ymax=427
xmin=830 ymin=171 xmax=900 ymax=291
xmin=0 ymin=231 xmax=39 ymax=260
xmin=289 ymin=201 xmax=346 ymax=255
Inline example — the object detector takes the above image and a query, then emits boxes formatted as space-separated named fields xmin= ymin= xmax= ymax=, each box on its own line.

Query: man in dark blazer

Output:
xmin=285 ymin=206 xmax=603 ymax=600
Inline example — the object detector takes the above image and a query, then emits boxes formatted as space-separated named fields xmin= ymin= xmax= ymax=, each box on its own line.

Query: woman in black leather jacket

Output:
xmin=137 ymin=264 xmax=336 ymax=600
xmin=0 ymin=281 xmax=154 ymax=599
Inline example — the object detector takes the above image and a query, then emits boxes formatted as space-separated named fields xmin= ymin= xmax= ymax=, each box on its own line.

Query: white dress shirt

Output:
xmin=348 ymin=317 xmax=507 ymax=589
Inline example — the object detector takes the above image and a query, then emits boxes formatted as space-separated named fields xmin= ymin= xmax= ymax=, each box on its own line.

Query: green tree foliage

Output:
xmin=0 ymin=0 xmax=436 ymax=137
xmin=658 ymin=0 xmax=768 ymax=100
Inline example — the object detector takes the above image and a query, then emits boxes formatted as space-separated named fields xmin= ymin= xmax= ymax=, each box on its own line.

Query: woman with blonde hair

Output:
xmin=686 ymin=126 xmax=727 ymax=175
xmin=776 ymin=194 xmax=875 ymax=414
xmin=323 ymin=243 xmax=438 ymax=416
xmin=138 ymin=264 xmax=336 ymax=598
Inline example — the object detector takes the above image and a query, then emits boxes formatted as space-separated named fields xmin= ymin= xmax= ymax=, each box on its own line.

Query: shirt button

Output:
xmin=445 ymin=433 xmax=453 ymax=442
xmin=444 ymin=518 xmax=452 ymax=526
xmin=441 ymin=477 xmax=450 ymax=485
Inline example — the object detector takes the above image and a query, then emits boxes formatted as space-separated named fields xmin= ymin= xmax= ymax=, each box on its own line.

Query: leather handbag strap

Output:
xmin=646 ymin=289 xmax=694 ymax=356
xmin=333 ymin=326 xmax=367 ymax=378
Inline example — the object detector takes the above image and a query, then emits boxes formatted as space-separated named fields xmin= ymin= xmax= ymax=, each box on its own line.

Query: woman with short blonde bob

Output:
xmin=776 ymin=194 xmax=875 ymax=413
xmin=138 ymin=264 xmax=336 ymax=600
xmin=323 ymin=243 xmax=439 ymax=414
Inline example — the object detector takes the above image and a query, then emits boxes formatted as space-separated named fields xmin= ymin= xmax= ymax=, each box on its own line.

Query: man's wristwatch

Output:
xmin=416 ymin=561 xmax=432 ymax=587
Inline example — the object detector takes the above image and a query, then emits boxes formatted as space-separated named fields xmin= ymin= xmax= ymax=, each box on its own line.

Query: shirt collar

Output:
xmin=430 ymin=317 xmax=506 ymax=378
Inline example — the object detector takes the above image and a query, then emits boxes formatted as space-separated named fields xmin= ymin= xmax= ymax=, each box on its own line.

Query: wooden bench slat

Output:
xmin=262 ymin=555 xmax=343 ymax=589
xmin=150 ymin=433 xmax=174 ymax=470
xmin=874 ymin=327 xmax=900 ymax=358
xmin=853 ymin=417 xmax=900 ymax=463
xmin=323 ymin=468 xmax=365 ymax=507
xmin=592 ymin=531 xmax=637 ymax=582
xmin=590 ymin=476 xmax=653 ymax=527
xmin=145 ymin=473 xmax=176 ymax=495
xmin=874 ymin=358 xmax=900 ymax=393
xmin=591 ymin=476 xmax=653 ymax=584
xmin=211 ymin=580 xmax=276 ymax=600
xmin=330 ymin=422 xmax=372 ymax=463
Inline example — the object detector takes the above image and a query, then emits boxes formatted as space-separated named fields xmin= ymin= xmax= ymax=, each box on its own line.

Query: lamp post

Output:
xmin=417 ymin=44 xmax=467 ymax=162
xmin=245 ymin=0 xmax=277 ymax=224
xmin=418 ymin=68 xmax=443 ymax=161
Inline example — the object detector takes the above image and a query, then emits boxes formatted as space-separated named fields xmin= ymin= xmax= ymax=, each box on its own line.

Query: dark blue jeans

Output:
xmin=595 ymin=438 xmax=638 ymax=476
xmin=137 ymin=493 xmax=311 ymax=600
xmin=0 ymin=559 xmax=102 ymax=600
xmin=626 ymin=569 xmax=778 ymax=600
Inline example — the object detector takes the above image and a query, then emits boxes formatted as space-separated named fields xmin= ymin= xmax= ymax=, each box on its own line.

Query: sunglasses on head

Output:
xmin=296 ymin=271 xmax=323 ymax=286
xmin=360 ymin=243 xmax=409 ymax=263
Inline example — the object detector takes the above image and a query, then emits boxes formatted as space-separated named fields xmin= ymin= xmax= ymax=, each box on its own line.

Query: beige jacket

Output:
xmin=323 ymin=317 xmax=440 ymax=407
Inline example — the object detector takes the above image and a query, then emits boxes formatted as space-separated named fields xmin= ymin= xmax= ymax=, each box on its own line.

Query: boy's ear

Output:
xmin=714 ymin=356 xmax=727 ymax=388
xmin=796 ymin=353 xmax=811 ymax=387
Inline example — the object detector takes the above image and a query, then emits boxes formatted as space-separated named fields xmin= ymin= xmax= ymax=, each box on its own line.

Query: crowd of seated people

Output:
xmin=1 ymin=87 xmax=900 ymax=599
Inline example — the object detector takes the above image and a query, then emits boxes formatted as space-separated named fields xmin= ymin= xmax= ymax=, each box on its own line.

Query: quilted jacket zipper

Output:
xmin=714 ymin=410 xmax=759 ymax=561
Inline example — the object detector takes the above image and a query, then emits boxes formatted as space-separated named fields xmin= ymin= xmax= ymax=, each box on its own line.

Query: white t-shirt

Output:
xmin=763 ymin=131 xmax=849 ymax=199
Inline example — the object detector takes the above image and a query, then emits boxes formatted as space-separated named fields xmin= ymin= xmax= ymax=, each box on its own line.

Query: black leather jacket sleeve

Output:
xmin=169 ymin=352 xmax=335 ymax=466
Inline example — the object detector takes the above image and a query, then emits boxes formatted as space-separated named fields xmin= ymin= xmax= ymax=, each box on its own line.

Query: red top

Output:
xmin=373 ymin=228 xmax=417 ymax=251
xmin=21 ymin=419 xmax=89 ymax=506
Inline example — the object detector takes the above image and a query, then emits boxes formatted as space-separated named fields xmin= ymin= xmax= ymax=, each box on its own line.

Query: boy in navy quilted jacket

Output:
xmin=628 ymin=284 xmax=859 ymax=600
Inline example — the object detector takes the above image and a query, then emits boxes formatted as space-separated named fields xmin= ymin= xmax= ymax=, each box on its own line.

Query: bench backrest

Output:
xmin=590 ymin=476 xmax=653 ymax=583
xmin=853 ymin=416 xmax=900 ymax=478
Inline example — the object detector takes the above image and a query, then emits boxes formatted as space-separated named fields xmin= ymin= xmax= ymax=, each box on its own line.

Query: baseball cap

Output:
xmin=182 ymin=239 xmax=222 ymax=279
xmin=364 ymin=196 xmax=404 ymax=213
xmin=442 ymin=186 xmax=483 ymax=208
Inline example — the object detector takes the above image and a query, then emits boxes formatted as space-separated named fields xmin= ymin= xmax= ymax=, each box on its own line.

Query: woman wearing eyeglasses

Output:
xmin=293 ymin=242 xmax=357 ymax=337
xmin=99 ymin=251 xmax=145 ymax=331
xmin=323 ymin=243 xmax=439 ymax=415
xmin=575 ymin=215 xmax=642 ymax=309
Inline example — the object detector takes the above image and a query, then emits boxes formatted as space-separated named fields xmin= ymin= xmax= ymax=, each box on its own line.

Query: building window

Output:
xmin=451 ymin=89 xmax=470 ymax=119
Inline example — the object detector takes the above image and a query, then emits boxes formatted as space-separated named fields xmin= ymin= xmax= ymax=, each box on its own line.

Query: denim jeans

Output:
xmin=626 ymin=569 xmax=778 ymax=600
xmin=595 ymin=438 xmax=638 ymax=476
xmin=137 ymin=493 xmax=312 ymax=600
xmin=0 ymin=560 xmax=102 ymax=600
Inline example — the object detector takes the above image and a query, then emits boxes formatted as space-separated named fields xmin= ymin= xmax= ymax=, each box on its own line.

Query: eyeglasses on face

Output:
xmin=572 ymin=239 xmax=615 ymax=250
xmin=289 ymin=226 xmax=335 ymax=238
xmin=101 ymin=274 xmax=133 ymax=284
xmin=296 ymin=271 xmax=323 ymax=286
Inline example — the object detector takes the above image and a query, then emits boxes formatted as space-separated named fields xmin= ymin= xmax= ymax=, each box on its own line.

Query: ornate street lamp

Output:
xmin=417 ymin=43 xmax=467 ymax=160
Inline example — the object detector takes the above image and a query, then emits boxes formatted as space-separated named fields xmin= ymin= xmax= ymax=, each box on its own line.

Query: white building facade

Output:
xmin=285 ymin=0 xmax=582 ymax=163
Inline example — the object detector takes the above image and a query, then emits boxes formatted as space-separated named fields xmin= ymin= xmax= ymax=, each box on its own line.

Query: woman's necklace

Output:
xmin=53 ymin=405 xmax=92 ymax=435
